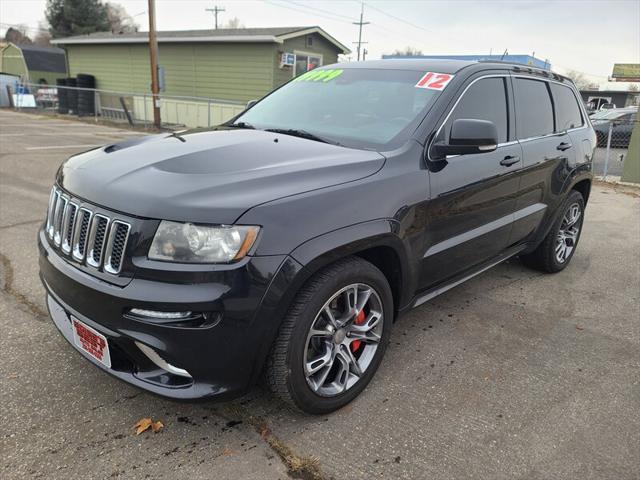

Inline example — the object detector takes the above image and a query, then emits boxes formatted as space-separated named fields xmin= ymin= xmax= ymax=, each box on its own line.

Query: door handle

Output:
xmin=500 ymin=155 xmax=520 ymax=167
xmin=557 ymin=142 xmax=572 ymax=151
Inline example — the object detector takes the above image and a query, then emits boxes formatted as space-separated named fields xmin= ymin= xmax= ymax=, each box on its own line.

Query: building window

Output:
xmin=306 ymin=36 xmax=313 ymax=47
xmin=294 ymin=52 xmax=322 ymax=77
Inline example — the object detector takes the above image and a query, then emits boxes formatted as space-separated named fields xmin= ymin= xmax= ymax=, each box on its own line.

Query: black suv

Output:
xmin=39 ymin=60 xmax=594 ymax=414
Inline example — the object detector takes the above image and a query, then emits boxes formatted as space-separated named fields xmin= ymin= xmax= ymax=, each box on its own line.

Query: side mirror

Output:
xmin=432 ymin=118 xmax=498 ymax=158
xmin=246 ymin=99 xmax=258 ymax=109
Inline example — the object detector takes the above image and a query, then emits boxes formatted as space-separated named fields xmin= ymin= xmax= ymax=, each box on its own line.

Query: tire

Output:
xmin=520 ymin=190 xmax=585 ymax=273
xmin=266 ymin=256 xmax=393 ymax=414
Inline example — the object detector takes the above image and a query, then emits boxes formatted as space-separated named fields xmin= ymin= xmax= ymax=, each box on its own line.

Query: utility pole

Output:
xmin=205 ymin=5 xmax=226 ymax=29
xmin=147 ymin=0 xmax=161 ymax=128
xmin=352 ymin=2 xmax=370 ymax=61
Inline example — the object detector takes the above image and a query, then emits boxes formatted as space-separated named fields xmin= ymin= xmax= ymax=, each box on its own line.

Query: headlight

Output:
xmin=149 ymin=221 xmax=260 ymax=263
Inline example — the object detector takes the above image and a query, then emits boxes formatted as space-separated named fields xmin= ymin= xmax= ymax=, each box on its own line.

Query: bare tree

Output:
xmin=106 ymin=2 xmax=138 ymax=33
xmin=3 ymin=25 xmax=32 ymax=44
xmin=34 ymin=21 xmax=52 ymax=46
xmin=564 ymin=70 xmax=591 ymax=90
xmin=392 ymin=46 xmax=423 ymax=57
xmin=224 ymin=17 xmax=244 ymax=29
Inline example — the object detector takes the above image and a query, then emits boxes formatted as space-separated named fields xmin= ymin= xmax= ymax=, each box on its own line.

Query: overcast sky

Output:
xmin=1 ymin=0 xmax=639 ymax=89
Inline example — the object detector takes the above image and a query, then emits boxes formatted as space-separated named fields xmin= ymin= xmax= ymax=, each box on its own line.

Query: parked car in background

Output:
xmin=39 ymin=60 xmax=594 ymax=414
xmin=593 ymin=107 xmax=638 ymax=147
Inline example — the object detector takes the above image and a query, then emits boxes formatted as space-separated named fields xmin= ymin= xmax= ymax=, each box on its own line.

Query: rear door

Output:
xmin=509 ymin=77 xmax=579 ymax=245
xmin=420 ymin=74 xmax=523 ymax=289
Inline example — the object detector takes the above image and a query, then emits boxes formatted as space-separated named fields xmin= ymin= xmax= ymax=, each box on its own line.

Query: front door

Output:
xmin=420 ymin=75 xmax=523 ymax=290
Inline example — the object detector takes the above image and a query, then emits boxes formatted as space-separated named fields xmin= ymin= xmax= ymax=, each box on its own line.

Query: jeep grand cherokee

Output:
xmin=39 ymin=60 xmax=595 ymax=414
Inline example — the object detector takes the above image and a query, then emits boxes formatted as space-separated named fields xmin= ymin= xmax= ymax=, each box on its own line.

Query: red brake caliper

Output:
xmin=351 ymin=309 xmax=366 ymax=352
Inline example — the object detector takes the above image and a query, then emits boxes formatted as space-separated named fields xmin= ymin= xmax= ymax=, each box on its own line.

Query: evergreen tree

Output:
xmin=46 ymin=0 xmax=110 ymax=38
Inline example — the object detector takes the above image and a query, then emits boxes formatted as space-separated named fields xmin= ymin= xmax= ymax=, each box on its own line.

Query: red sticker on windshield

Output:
xmin=415 ymin=72 xmax=454 ymax=90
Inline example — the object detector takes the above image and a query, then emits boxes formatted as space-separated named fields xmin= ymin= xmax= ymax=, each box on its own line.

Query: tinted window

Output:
xmin=442 ymin=77 xmax=509 ymax=144
xmin=514 ymin=78 xmax=554 ymax=139
xmin=551 ymin=84 xmax=583 ymax=131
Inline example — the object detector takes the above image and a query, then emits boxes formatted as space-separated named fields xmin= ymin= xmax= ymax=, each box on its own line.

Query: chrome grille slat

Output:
xmin=61 ymin=202 xmax=78 ymax=253
xmin=47 ymin=189 xmax=61 ymax=239
xmin=45 ymin=188 xmax=57 ymax=236
xmin=72 ymin=208 xmax=92 ymax=261
xmin=53 ymin=196 xmax=68 ymax=246
xmin=87 ymin=214 xmax=110 ymax=268
xmin=45 ymin=187 xmax=131 ymax=276
xmin=104 ymin=221 xmax=130 ymax=274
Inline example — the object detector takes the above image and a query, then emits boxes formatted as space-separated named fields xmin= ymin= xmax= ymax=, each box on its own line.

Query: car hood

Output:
xmin=58 ymin=129 xmax=386 ymax=224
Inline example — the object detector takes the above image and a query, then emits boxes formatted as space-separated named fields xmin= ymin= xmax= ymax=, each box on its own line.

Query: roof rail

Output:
xmin=475 ymin=60 xmax=567 ymax=83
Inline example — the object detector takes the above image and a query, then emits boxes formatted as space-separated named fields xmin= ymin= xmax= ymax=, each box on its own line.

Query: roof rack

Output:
xmin=477 ymin=59 xmax=567 ymax=83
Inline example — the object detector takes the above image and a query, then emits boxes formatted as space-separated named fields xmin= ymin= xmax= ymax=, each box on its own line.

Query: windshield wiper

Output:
xmin=227 ymin=121 xmax=255 ymax=129
xmin=265 ymin=128 xmax=339 ymax=146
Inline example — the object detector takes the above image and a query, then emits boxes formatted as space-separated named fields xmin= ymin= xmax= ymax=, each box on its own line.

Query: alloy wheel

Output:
xmin=555 ymin=202 xmax=582 ymax=263
xmin=303 ymin=283 xmax=384 ymax=397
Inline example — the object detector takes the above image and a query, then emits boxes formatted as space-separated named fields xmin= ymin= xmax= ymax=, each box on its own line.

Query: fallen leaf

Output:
xmin=576 ymin=325 xmax=585 ymax=331
xmin=134 ymin=417 xmax=164 ymax=435
xmin=134 ymin=418 xmax=153 ymax=435
xmin=222 ymin=447 xmax=236 ymax=456
xmin=151 ymin=420 xmax=164 ymax=433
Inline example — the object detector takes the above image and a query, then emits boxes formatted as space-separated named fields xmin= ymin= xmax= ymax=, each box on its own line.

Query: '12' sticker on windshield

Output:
xmin=415 ymin=72 xmax=454 ymax=90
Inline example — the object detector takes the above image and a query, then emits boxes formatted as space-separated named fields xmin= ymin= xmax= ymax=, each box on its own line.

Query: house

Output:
xmin=50 ymin=27 xmax=350 ymax=102
xmin=382 ymin=53 xmax=551 ymax=70
xmin=0 ymin=43 xmax=67 ymax=85
xmin=580 ymin=89 xmax=639 ymax=110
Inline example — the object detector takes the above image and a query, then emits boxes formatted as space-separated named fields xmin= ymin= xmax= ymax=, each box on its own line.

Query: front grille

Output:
xmin=46 ymin=187 xmax=131 ymax=275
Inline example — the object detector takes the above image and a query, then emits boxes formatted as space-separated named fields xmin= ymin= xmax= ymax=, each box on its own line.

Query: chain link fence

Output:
xmin=7 ymin=82 xmax=247 ymax=131
xmin=592 ymin=115 xmax=637 ymax=178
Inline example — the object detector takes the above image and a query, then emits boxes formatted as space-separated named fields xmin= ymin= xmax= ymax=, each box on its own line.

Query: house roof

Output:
xmin=10 ymin=43 xmax=67 ymax=73
xmin=50 ymin=26 xmax=351 ymax=54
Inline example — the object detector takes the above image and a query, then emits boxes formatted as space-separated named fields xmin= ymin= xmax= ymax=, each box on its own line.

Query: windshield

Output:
xmin=232 ymin=68 xmax=443 ymax=150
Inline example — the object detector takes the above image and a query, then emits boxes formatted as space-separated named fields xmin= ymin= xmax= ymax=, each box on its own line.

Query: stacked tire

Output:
xmin=66 ymin=77 xmax=78 ymax=113
xmin=76 ymin=73 xmax=96 ymax=116
xmin=56 ymin=78 xmax=68 ymax=114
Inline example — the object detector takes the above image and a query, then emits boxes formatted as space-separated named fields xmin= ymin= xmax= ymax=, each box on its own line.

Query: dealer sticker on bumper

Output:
xmin=71 ymin=317 xmax=111 ymax=368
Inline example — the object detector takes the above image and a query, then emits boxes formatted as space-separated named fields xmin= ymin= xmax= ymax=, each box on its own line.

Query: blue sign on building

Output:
xmin=381 ymin=54 xmax=551 ymax=70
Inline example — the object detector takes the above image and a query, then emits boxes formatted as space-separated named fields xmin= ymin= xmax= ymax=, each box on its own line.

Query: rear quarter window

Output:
xmin=551 ymin=83 xmax=584 ymax=131
xmin=514 ymin=78 xmax=555 ymax=139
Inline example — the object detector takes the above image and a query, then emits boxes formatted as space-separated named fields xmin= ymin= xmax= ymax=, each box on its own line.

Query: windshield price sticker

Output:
xmin=415 ymin=72 xmax=455 ymax=90
xmin=294 ymin=69 xmax=344 ymax=83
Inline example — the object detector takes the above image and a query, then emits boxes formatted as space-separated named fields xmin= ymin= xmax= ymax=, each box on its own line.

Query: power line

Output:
xmin=264 ymin=0 xmax=354 ymax=24
xmin=282 ymin=0 xmax=357 ymax=22
xmin=0 ymin=22 xmax=49 ymax=33
xmin=363 ymin=1 xmax=434 ymax=34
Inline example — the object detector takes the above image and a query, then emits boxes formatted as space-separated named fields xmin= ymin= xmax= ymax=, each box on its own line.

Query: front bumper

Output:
xmin=39 ymin=229 xmax=302 ymax=401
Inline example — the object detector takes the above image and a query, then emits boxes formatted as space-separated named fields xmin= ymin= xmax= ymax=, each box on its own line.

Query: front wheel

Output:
xmin=520 ymin=190 xmax=585 ymax=273
xmin=265 ymin=257 xmax=393 ymax=414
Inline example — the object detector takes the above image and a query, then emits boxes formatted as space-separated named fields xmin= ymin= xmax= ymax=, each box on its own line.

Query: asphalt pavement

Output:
xmin=1 ymin=109 xmax=639 ymax=480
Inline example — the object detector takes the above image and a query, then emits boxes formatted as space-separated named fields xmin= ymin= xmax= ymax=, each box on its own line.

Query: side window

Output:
xmin=551 ymin=83 xmax=583 ymax=131
xmin=442 ymin=77 xmax=509 ymax=144
xmin=514 ymin=78 xmax=554 ymax=139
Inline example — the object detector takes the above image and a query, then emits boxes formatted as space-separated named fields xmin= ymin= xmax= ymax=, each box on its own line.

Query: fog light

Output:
xmin=135 ymin=342 xmax=192 ymax=378
xmin=125 ymin=309 xmax=220 ymax=328
xmin=128 ymin=309 xmax=191 ymax=319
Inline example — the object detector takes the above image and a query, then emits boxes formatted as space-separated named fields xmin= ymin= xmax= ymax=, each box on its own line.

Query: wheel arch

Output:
xmin=571 ymin=178 xmax=592 ymax=204
xmin=289 ymin=219 xmax=415 ymax=317
xmin=248 ymin=221 xmax=414 ymax=386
